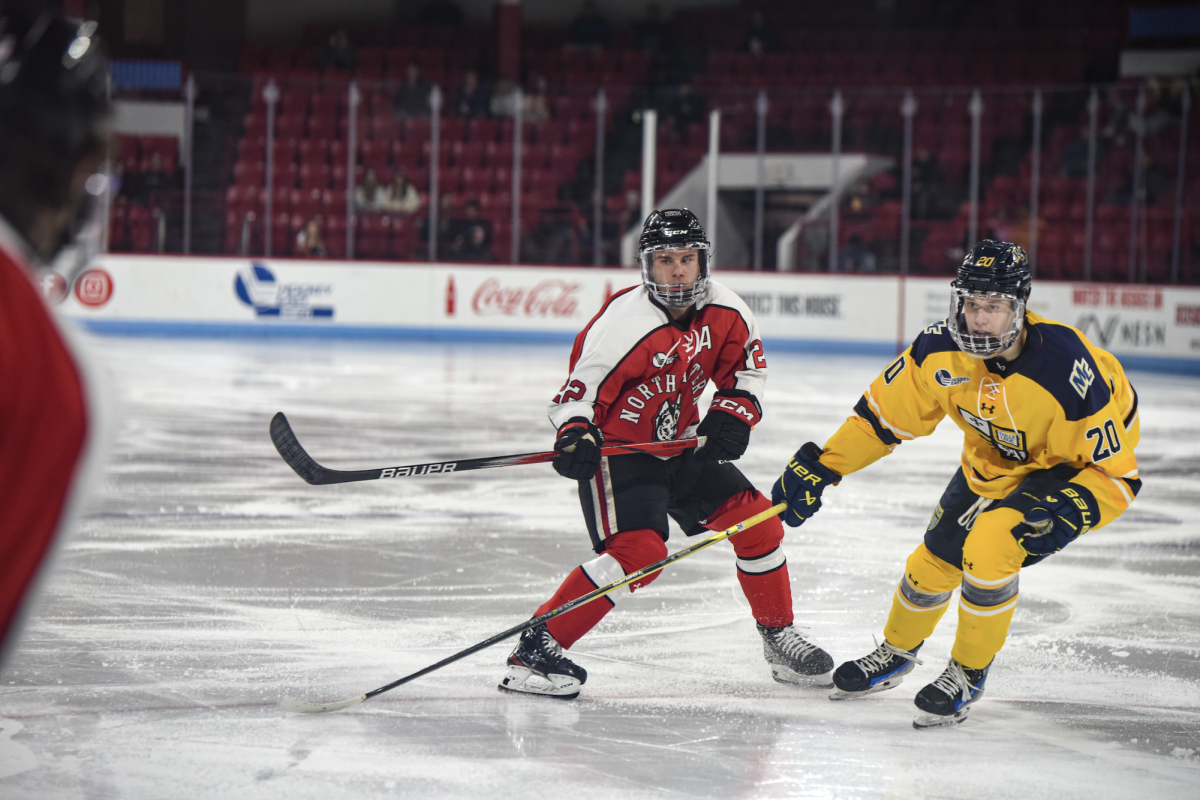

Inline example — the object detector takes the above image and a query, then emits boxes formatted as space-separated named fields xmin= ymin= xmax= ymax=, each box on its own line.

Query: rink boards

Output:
xmin=55 ymin=254 xmax=1200 ymax=372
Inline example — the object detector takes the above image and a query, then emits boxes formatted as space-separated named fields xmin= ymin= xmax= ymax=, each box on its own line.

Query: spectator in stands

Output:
xmin=1059 ymin=127 xmax=1102 ymax=179
xmin=567 ymin=0 xmax=612 ymax=50
xmin=426 ymin=192 xmax=460 ymax=253
xmin=837 ymin=234 xmax=877 ymax=273
xmin=385 ymin=169 xmax=421 ymax=214
xmin=490 ymin=78 xmax=521 ymax=118
xmin=452 ymin=70 xmax=490 ymax=118
xmin=1007 ymin=205 xmax=1041 ymax=254
xmin=393 ymin=63 xmax=431 ymax=118
xmin=110 ymin=161 xmax=132 ymax=201
xmin=295 ymin=218 xmax=327 ymax=257
xmin=911 ymin=148 xmax=942 ymax=219
xmin=315 ymin=29 xmax=357 ymax=73
xmin=524 ymin=76 xmax=551 ymax=123
xmin=620 ymin=189 xmax=641 ymax=233
xmin=1141 ymin=152 xmax=1171 ymax=206
xmin=451 ymin=199 xmax=492 ymax=261
xmin=356 ymin=168 xmax=385 ymax=211
xmin=1100 ymin=86 xmax=1132 ymax=148
xmin=844 ymin=180 xmax=877 ymax=217
xmin=987 ymin=206 xmax=1013 ymax=243
xmin=666 ymin=82 xmax=704 ymax=137
xmin=744 ymin=10 xmax=776 ymax=55
xmin=132 ymin=150 xmax=177 ymax=207
xmin=1108 ymin=152 xmax=1171 ymax=207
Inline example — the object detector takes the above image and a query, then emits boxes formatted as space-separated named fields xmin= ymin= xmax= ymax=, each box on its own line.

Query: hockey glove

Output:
xmin=552 ymin=417 xmax=604 ymax=480
xmin=771 ymin=442 xmax=840 ymax=528
xmin=1010 ymin=484 xmax=1100 ymax=556
xmin=696 ymin=390 xmax=761 ymax=461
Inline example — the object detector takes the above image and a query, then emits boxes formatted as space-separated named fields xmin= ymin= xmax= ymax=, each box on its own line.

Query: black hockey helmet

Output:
xmin=0 ymin=1 xmax=111 ymax=260
xmin=954 ymin=240 xmax=1032 ymax=301
xmin=948 ymin=240 xmax=1032 ymax=358
xmin=638 ymin=208 xmax=711 ymax=308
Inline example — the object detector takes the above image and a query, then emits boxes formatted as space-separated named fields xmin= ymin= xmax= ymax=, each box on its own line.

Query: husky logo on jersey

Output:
xmin=935 ymin=369 xmax=970 ymax=387
xmin=652 ymin=397 xmax=681 ymax=441
xmin=1070 ymin=357 xmax=1095 ymax=400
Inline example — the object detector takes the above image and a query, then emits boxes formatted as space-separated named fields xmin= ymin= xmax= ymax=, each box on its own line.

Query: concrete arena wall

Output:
xmin=57 ymin=255 xmax=1200 ymax=374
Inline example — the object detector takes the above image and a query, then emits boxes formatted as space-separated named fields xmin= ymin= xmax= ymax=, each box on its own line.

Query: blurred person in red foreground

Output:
xmin=0 ymin=1 xmax=113 ymax=665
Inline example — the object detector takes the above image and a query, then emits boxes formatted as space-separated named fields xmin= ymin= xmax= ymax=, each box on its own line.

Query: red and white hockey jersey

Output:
xmin=549 ymin=281 xmax=767 ymax=447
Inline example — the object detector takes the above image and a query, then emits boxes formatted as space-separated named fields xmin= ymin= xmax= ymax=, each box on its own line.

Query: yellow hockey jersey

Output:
xmin=819 ymin=311 xmax=1141 ymax=528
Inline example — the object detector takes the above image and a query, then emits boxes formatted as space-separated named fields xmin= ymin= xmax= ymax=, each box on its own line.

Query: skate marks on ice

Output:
xmin=0 ymin=338 xmax=1198 ymax=799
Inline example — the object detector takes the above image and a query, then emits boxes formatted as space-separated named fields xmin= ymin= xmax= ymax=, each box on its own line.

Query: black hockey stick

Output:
xmin=270 ymin=411 xmax=701 ymax=486
xmin=279 ymin=501 xmax=785 ymax=713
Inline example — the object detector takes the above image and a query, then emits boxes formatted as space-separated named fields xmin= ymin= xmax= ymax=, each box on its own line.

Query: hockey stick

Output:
xmin=280 ymin=501 xmax=786 ymax=713
xmin=270 ymin=411 xmax=701 ymax=486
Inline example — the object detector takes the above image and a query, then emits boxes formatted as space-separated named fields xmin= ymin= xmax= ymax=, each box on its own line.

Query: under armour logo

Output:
xmin=980 ymin=403 xmax=995 ymax=414
xmin=963 ymin=560 xmax=973 ymax=570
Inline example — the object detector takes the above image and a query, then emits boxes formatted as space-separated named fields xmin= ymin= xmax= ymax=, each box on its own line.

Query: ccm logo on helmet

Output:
xmin=713 ymin=397 xmax=756 ymax=422
xmin=381 ymin=463 xmax=459 ymax=478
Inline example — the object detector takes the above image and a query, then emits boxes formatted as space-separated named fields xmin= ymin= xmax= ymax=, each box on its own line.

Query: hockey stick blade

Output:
xmin=279 ymin=694 xmax=367 ymax=714
xmin=279 ymin=502 xmax=785 ymax=714
xmin=271 ymin=411 xmax=701 ymax=486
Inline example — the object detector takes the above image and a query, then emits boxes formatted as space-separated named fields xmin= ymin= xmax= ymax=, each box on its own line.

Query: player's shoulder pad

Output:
xmin=702 ymin=280 xmax=754 ymax=317
xmin=1019 ymin=317 xmax=1111 ymax=421
xmin=578 ymin=284 xmax=672 ymax=348
xmin=909 ymin=319 xmax=959 ymax=368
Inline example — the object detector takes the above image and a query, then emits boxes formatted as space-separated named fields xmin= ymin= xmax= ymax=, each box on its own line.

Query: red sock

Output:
xmin=535 ymin=529 xmax=667 ymax=649
xmin=537 ymin=567 xmax=614 ymax=649
xmin=708 ymin=489 xmax=794 ymax=628
xmin=736 ymin=565 xmax=793 ymax=627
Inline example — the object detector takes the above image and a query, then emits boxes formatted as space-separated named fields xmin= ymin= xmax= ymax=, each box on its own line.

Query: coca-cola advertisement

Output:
xmin=466 ymin=276 xmax=582 ymax=319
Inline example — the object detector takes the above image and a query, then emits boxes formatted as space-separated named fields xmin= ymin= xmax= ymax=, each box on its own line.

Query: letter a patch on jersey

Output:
xmin=1069 ymin=358 xmax=1095 ymax=400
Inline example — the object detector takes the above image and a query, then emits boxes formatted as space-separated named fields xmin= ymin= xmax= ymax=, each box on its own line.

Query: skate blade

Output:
xmin=771 ymin=664 xmax=834 ymax=687
xmin=828 ymin=675 xmax=906 ymax=700
xmin=912 ymin=707 xmax=971 ymax=729
xmin=497 ymin=666 xmax=581 ymax=700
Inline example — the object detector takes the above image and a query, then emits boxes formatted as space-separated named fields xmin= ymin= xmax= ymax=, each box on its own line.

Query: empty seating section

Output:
xmin=115 ymin=2 xmax=1194 ymax=280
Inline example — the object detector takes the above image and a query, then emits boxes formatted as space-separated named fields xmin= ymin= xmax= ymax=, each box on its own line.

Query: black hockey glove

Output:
xmin=1011 ymin=484 xmax=1100 ymax=556
xmin=552 ymin=417 xmax=604 ymax=480
xmin=696 ymin=390 xmax=762 ymax=461
xmin=771 ymin=442 xmax=840 ymax=528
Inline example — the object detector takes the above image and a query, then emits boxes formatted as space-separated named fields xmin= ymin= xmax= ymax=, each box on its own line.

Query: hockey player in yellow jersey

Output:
xmin=772 ymin=240 xmax=1141 ymax=728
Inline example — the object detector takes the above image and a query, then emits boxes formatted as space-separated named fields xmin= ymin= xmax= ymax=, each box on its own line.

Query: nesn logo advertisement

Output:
xmin=234 ymin=263 xmax=333 ymax=319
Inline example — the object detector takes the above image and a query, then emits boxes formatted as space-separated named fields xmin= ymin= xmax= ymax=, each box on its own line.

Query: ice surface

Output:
xmin=1 ymin=334 xmax=1198 ymax=799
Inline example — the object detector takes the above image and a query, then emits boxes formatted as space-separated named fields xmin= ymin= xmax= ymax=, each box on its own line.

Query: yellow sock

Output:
xmin=952 ymin=592 xmax=1018 ymax=669
xmin=882 ymin=543 xmax=961 ymax=651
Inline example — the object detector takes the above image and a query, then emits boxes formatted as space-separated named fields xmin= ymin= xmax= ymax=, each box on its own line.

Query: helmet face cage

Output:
xmin=947 ymin=286 xmax=1026 ymax=359
xmin=640 ymin=243 xmax=710 ymax=308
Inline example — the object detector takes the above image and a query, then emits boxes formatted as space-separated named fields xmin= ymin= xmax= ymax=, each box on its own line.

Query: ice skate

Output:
xmin=757 ymin=622 xmax=834 ymax=685
xmin=829 ymin=639 xmax=922 ymax=700
xmin=498 ymin=624 xmax=587 ymax=700
xmin=911 ymin=658 xmax=990 ymax=729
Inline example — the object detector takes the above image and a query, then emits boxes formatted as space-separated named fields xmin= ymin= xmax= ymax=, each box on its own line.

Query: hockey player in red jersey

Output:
xmin=499 ymin=209 xmax=833 ymax=698
xmin=0 ymin=2 xmax=111 ymax=665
